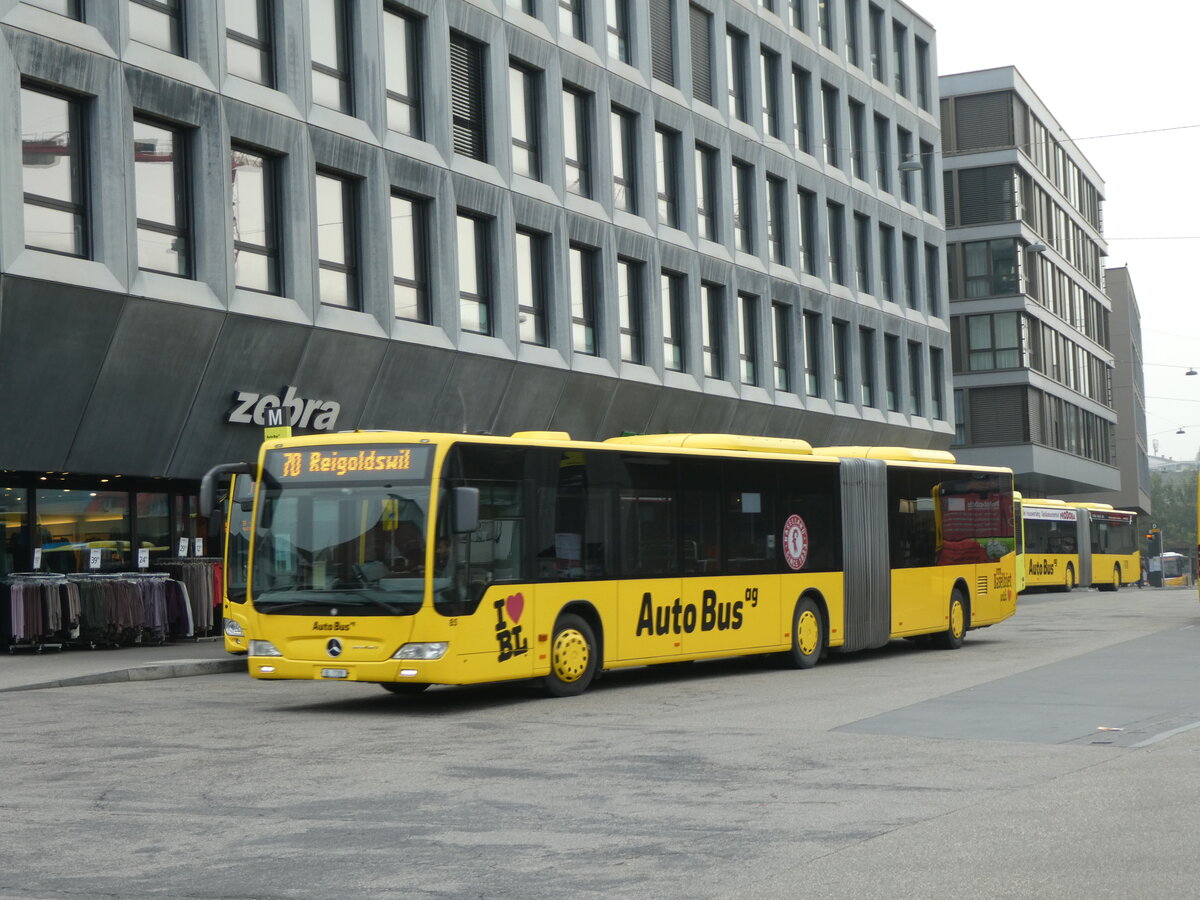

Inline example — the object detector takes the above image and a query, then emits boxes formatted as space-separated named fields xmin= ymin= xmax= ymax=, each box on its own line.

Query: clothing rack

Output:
xmin=151 ymin=558 xmax=224 ymax=637
xmin=3 ymin=573 xmax=74 ymax=653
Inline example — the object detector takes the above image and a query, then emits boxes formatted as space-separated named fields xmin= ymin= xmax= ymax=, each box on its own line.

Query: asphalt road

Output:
xmin=2 ymin=585 xmax=1199 ymax=899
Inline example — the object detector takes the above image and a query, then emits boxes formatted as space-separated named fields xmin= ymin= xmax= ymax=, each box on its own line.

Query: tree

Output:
xmin=1140 ymin=469 xmax=1198 ymax=563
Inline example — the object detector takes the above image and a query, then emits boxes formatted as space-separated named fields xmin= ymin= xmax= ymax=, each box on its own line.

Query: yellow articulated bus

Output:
xmin=200 ymin=431 xmax=1018 ymax=697
xmin=1020 ymin=499 xmax=1139 ymax=593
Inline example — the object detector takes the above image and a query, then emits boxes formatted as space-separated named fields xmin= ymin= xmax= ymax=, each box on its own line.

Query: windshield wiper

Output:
xmin=323 ymin=588 xmax=413 ymax=614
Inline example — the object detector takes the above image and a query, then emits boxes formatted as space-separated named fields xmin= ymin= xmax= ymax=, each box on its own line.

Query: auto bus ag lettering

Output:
xmin=1029 ymin=559 xmax=1057 ymax=575
xmin=636 ymin=589 xmax=746 ymax=636
xmin=494 ymin=593 xmax=529 ymax=662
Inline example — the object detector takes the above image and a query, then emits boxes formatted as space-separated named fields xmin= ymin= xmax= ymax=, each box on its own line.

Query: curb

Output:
xmin=0 ymin=658 xmax=247 ymax=693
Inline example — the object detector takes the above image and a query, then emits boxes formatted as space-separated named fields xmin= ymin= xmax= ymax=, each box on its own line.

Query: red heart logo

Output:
xmin=506 ymin=593 xmax=525 ymax=623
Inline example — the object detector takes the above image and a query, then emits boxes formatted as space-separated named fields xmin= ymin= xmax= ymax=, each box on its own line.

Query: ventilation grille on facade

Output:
xmin=976 ymin=575 xmax=989 ymax=597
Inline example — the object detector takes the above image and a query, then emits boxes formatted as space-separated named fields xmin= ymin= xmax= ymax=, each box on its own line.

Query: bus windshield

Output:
xmin=252 ymin=444 xmax=435 ymax=615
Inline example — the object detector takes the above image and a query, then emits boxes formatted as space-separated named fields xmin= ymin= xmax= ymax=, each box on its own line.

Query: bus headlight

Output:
xmin=224 ymin=620 xmax=245 ymax=637
xmin=249 ymin=640 xmax=283 ymax=657
xmin=393 ymin=642 xmax=448 ymax=660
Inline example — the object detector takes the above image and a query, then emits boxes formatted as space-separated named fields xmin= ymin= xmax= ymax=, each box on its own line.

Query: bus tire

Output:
xmin=380 ymin=682 xmax=430 ymax=696
xmin=934 ymin=588 xmax=968 ymax=650
xmin=1062 ymin=565 xmax=1075 ymax=593
xmin=786 ymin=597 xmax=824 ymax=669
xmin=543 ymin=613 xmax=598 ymax=697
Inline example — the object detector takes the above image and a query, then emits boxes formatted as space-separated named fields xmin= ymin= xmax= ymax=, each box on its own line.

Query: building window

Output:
xmin=907 ymin=341 xmax=923 ymax=415
xmin=450 ymin=33 xmax=486 ymax=161
xmin=848 ymin=99 xmax=865 ymax=179
xmin=826 ymin=200 xmax=845 ymax=285
xmin=732 ymin=158 xmax=754 ymax=254
xmin=915 ymin=37 xmax=930 ymax=110
xmin=868 ymin=3 xmax=884 ymax=81
xmin=793 ymin=66 xmax=812 ymax=154
xmin=797 ymin=187 xmax=815 ymax=274
xmin=952 ymin=388 xmax=965 ymax=444
xmin=767 ymin=175 xmax=786 ymax=264
xmin=968 ymin=312 xmax=1022 ymax=371
xmin=818 ymin=0 xmax=832 ymax=49
xmin=803 ymin=311 xmax=821 ymax=397
xmin=726 ymin=27 xmax=749 ymax=122
xmin=962 ymin=238 xmax=1018 ymax=298
xmin=611 ymin=106 xmax=638 ymax=213
xmin=559 ymin=0 xmax=585 ymax=39
xmin=897 ymin=126 xmax=913 ymax=203
xmin=853 ymin=212 xmax=871 ymax=293
xmin=315 ymin=170 xmax=357 ymax=308
xmin=618 ymin=257 xmax=644 ymax=363
xmin=690 ymin=4 xmax=714 ymax=106
xmin=509 ymin=0 xmax=536 ymax=15
xmin=878 ymin=223 xmax=895 ymax=302
xmin=607 ymin=0 xmax=631 ymax=64
xmin=391 ymin=192 xmax=427 ymax=322
xmin=844 ymin=0 xmax=860 ymax=67
xmin=21 ymin=85 xmax=87 ymax=258
xmin=919 ymin=139 xmax=934 ymax=211
xmin=702 ymin=281 xmax=723 ymax=378
xmin=226 ymin=0 xmax=272 ymax=85
xmin=569 ymin=243 xmax=599 ymax=354
xmin=696 ymin=143 xmax=718 ymax=241
xmin=860 ymin=326 xmax=876 ymax=407
xmin=884 ymin=334 xmax=900 ymax=411
xmin=509 ymin=62 xmax=542 ymax=180
xmin=873 ymin=114 xmax=890 ymax=191
xmin=902 ymin=232 xmax=917 ymax=308
xmin=924 ymin=242 xmax=940 ymax=316
xmin=25 ymin=0 xmax=80 ymax=17
xmin=655 ymin=125 xmax=681 ymax=228
xmin=790 ymin=0 xmax=805 ymax=31
xmin=772 ymin=302 xmax=792 ymax=392
xmin=457 ymin=212 xmax=491 ymax=334
xmin=662 ymin=270 xmax=685 ymax=372
xmin=649 ymin=0 xmax=675 ymax=84
xmin=760 ymin=48 xmax=781 ymax=138
xmin=134 ymin=117 xmax=189 ymax=277
xmin=821 ymin=82 xmax=839 ymax=168
xmin=739 ymin=293 xmax=759 ymax=386
xmin=231 ymin=147 xmax=279 ymax=294
xmin=930 ymin=346 xmax=945 ymax=420
xmin=515 ymin=228 xmax=547 ymax=345
xmin=892 ymin=20 xmax=907 ymax=96
xmin=563 ymin=86 xmax=592 ymax=198
xmin=129 ymin=0 xmax=183 ymax=55
xmin=832 ymin=319 xmax=849 ymax=402
xmin=384 ymin=7 xmax=422 ymax=137
xmin=310 ymin=0 xmax=351 ymax=112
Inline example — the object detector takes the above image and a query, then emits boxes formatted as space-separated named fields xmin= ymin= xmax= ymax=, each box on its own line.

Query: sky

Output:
xmin=910 ymin=0 xmax=1200 ymax=462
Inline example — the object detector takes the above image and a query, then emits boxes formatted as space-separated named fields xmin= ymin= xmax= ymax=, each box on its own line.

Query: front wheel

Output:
xmin=785 ymin=597 xmax=824 ymax=669
xmin=543 ymin=613 xmax=598 ymax=697
xmin=934 ymin=588 xmax=968 ymax=650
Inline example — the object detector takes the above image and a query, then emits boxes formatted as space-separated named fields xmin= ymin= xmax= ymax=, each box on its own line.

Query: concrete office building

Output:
xmin=940 ymin=66 xmax=1119 ymax=497
xmin=0 ymin=0 xmax=950 ymax=576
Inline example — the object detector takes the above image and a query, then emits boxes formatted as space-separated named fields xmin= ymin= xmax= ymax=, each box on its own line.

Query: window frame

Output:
xmin=21 ymin=82 xmax=89 ymax=259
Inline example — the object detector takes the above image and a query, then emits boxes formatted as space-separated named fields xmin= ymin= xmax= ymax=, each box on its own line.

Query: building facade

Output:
xmin=1 ymin=0 xmax=950 ymax=576
xmin=940 ymin=66 xmax=1119 ymax=497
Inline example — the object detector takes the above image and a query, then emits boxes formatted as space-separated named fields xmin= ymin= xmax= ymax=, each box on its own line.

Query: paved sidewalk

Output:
xmin=0 ymin=638 xmax=245 ymax=692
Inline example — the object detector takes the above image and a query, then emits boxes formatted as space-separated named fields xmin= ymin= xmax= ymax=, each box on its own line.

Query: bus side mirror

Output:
xmin=452 ymin=487 xmax=480 ymax=534
xmin=232 ymin=474 xmax=256 ymax=511
xmin=199 ymin=462 xmax=255 ymax=516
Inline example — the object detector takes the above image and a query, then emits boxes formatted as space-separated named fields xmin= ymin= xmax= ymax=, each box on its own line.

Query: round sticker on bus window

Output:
xmin=782 ymin=514 xmax=809 ymax=570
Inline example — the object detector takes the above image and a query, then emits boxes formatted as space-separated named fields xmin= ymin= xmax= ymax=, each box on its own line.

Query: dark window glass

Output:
xmin=515 ymin=228 xmax=547 ymax=344
xmin=739 ymin=292 xmax=759 ymax=385
xmin=702 ymin=281 xmax=723 ymax=378
xmin=611 ymin=106 xmax=637 ymax=213
xmin=792 ymin=66 xmax=811 ymax=154
xmin=772 ymin=302 xmax=792 ymax=392
xmin=450 ymin=33 xmax=487 ymax=160
xmin=655 ymin=125 xmax=680 ymax=228
xmin=662 ymin=270 xmax=685 ymax=372
xmin=21 ymin=85 xmax=87 ymax=257
xmin=457 ymin=212 xmax=491 ymax=334
xmin=804 ymin=311 xmax=821 ymax=396
xmin=649 ymin=0 xmax=675 ymax=84
xmin=618 ymin=257 xmax=644 ymax=364
xmin=696 ymin=144 xmax=718 ymax=241
xmin=569 ymin=243 xmax=599 ymax=354
xmin=690 ymin=4 xmax=713 ymax=106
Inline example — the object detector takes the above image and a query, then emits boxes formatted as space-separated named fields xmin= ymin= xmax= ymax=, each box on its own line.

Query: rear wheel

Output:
xmin=543 ymin=613 xmax=598 ymax=697
xmin=934 ymin=588 xmax=967 ymax=650
xmin=1101 ymin=565 xmax=1121 ymax=592
xmin=786 ymin=597 xmax=824 ymax=669
xmin=380 ymin=682 xmax=430 ymax=696
xmin=1062 ymin=565 xmax=1076 ymax=593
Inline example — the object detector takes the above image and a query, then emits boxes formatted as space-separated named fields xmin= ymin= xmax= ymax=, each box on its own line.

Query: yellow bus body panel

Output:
xmin=1024 ymin=554 xmax=1079 ymax=589
xmin=1090 ymin=551 xmax=1140 ymax=588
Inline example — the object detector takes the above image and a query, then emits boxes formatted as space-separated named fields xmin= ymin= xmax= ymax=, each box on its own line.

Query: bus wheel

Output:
xmin=380 ymin=682 xmax=430 ymax=696
xmin=787 ymin=598 xmax=824 ymax=669
xmin=1063 ymin=565 xmax=1075 ymax=592
xmin=934 ymin=589 xmax=968 ymax=650
xmin=544 ymin=613 xmax=598 ymax=697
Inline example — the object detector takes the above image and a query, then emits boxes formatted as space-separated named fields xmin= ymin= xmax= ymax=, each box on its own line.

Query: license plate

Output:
xmin=321 ymin=668 xmax=349 ymax=679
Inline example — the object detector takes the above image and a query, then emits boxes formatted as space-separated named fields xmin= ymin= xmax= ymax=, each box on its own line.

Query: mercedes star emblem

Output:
xmin=326 ymin=638 xmax=343 ymax=658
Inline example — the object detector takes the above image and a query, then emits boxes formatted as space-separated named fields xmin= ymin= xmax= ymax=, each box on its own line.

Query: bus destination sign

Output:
xmin=266 ymin=445 xmax=433 ymax=482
